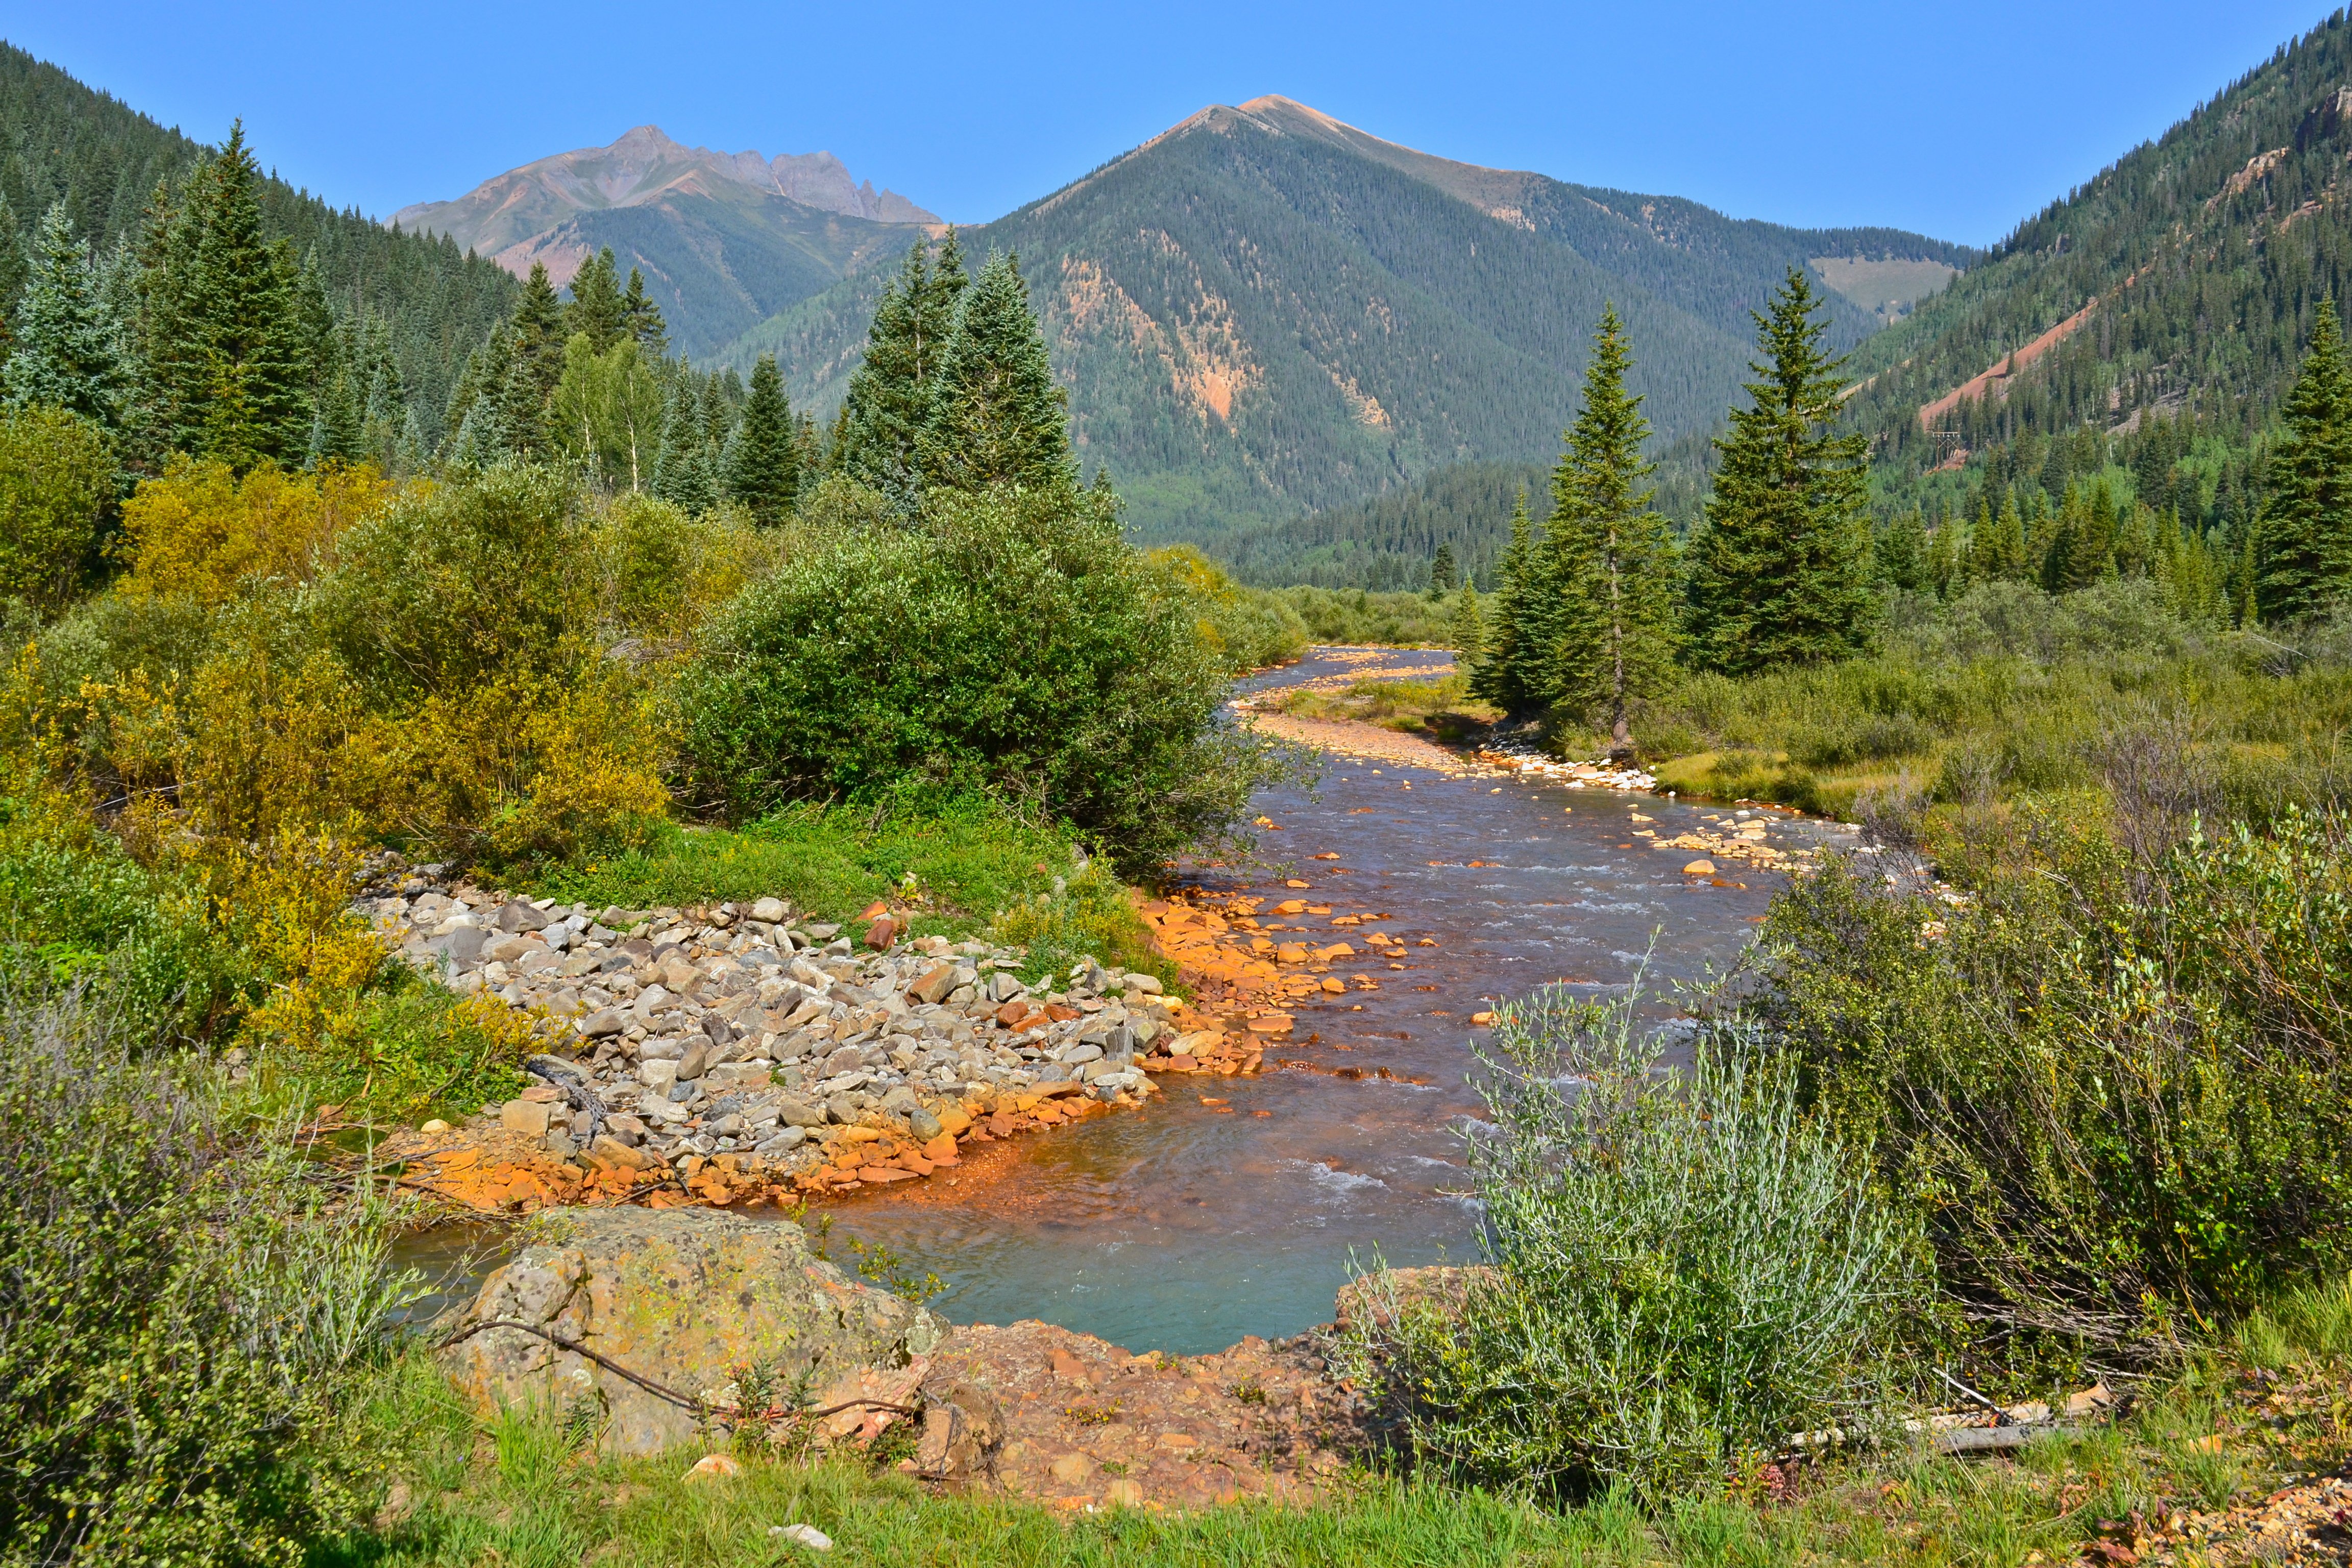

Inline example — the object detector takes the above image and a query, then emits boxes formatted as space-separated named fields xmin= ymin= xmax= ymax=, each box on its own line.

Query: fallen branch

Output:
xmin=433 ymin=1318 xmax=923 ymax=1427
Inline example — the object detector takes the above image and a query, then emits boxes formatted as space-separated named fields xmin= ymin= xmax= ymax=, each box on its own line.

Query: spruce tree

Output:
xmin=620 ymin=266 xmax=668 ymax=355
xmin=1429 ymin=542 xmax=1457 ymax=598
xmin=180 ymin=124 xmax=313 ymax=468
xmin=1451 ymin=579 xmax=1485 ymax=664
xmin=1548 ymin=306 xmax=1678 ymax=760
xmin=2256 ymin=297 xmax=2352 ymax=623
xmin=919 ymin=250 xmax=1073 ymax=494
xmin=722 ymin=352 xmax=798 ymax=523
xmin=1684 ymin=269 xmax=1872 ymax=673
xmin=1470 ymin=487 xmax=1556 ymax=715
xmin=568 ymin=248 xmax=627 ymax=353
xmin=652 ymin=381 xmax=715 ymax=513
xmin=839 ymin=233 xmax=968 ymax=510
xmin=1927 ymin=513 xmax=1960 ymax=600
xmin=1877 ymin=509 xmax=1928 ymax=595
xmin=3 ymin=202 xmax=128 ymax=426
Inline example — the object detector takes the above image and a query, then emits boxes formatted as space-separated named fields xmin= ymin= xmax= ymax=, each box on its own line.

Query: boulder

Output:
xmin=439 ymin=1206 xmax=948 ymax=1456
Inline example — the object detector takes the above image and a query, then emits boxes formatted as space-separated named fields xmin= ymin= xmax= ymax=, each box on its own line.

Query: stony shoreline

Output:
xmin=369 ymin=875 xmax=1265 ymax=1213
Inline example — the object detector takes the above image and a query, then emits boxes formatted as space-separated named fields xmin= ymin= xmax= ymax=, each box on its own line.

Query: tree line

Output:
xmin=1462 ymin=265 xmax=2352 ymax=759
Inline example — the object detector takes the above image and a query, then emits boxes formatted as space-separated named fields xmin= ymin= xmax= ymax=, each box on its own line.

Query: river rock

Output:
xmin=439 ymin=1206 xmax=948 ymax=1456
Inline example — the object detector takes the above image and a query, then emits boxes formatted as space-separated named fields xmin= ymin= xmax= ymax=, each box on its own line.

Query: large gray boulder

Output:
xmin=438 ymin=1205 xmax=948 ymax=1455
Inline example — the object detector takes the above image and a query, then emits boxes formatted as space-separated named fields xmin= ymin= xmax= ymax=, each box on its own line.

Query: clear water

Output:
xmin=812 ymin=648 xmax=1835 ymax=1353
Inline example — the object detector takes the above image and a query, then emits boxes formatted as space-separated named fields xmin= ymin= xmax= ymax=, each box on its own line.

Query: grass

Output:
xmin=528 ymin=795 xmax=1177 ymax=990
xmin=316 ymin=1306 xmax=2352 ymax=1568
xmin=1270 ymin=671 xmax=1499 ymax=741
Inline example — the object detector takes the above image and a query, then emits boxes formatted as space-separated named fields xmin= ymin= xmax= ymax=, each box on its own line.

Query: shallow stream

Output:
xmin=808 ymin=647 xmax=1840 ymax=1354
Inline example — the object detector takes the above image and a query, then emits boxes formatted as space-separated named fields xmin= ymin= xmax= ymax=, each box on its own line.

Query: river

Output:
xmin=806 ymin=647 xmax=1841 ymax=1354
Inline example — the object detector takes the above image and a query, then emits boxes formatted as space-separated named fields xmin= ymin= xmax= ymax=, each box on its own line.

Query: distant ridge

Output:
xmin=395 ymin=127 xmax=937 ymax=357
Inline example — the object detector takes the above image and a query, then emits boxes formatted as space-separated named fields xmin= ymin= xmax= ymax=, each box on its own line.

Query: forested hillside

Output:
xmin=730 ymin=96 xmax=1965 ymax=541
xmin=1848 ymin=8 xmax=2352 ymax=550
xmin=0 ymin=43 xmax=515 ymax=428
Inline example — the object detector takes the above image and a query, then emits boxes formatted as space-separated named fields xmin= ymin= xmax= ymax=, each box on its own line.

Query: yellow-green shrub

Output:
xmin=116 ymin=456 xmax=401 ymax=605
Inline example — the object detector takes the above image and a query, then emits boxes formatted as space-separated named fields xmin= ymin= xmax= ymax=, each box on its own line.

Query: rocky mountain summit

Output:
xmin=394 ymin=126 xmax=936 ymax=269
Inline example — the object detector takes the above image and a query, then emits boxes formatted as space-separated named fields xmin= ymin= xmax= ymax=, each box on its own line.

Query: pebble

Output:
xmin=770 ymin=1523 xmax=832 ymax=1551
xmin=363 ymin=876 xmax=1175 ymax=1201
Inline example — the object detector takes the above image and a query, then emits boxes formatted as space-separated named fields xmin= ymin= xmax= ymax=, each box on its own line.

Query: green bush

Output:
xmin=1267 ymin=584 xmax=1454 ymax=646
xmin=1757 ymin=804 xmax=2352 ymax=1355
xmin=0 ymin=987 xmax=416 ymax=1564
xmin=680 ymin=484 xmax=1295 ymax=874
xmin=310 ymin=462 xmax=594 ymax=702
xmin=1353 ymin=981 xmax=1920 ymax=1501
xmin=0 ymin=403 xmax=114 ymax=617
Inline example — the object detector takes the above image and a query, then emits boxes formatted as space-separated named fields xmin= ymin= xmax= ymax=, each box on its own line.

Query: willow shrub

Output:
xmin=0 ymin=986 xmax=420 ymax=1565
xmin=1351 ymin=983 xmax=1920 ymax=1502
xmin=1757 ymin=802 xmax=2352 ymax=1356
xmin=680 ymin=483 xmax=1296 ymax=875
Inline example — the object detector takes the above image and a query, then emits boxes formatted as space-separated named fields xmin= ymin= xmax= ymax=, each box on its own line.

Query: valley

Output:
xmin=12 ymin=9 xmax=2352 ymax=1565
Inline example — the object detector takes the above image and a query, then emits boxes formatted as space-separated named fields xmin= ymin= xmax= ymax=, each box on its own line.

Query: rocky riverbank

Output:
xmin=440 ymin=1206 xmax=1370 ymax=1512
xmin=369 ymin=875 xmax=1265 ymax=1213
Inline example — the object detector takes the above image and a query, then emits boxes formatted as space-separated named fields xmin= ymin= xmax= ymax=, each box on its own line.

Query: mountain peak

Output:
xmin=393 ymin=127 xmax=938 ymax=266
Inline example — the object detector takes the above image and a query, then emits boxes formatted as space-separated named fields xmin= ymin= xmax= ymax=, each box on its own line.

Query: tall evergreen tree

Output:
xmin=620 ymin=266 xmax=667 ymax=355
xmin=839 ymin=233 xmax=968 ymax=510
xmin=1470 ymin=487 xmax=1556 ymax=714
xmin=2256 ymin=298 xmax=2352 ymax=623
xmin=919 ymin=250 xmax=1072 ymax=494
xmin=722 ymin=352 xmax=798 ymax=523
xmin=1548 ymin=306 xmax=1678 ymax=761
xmin=652 ymin=380 xmax=714 ymax=513
xmin=568 ymin=248 xmax=627 ymax=353
xmin=192 ymin=126 xmax=312 ymax=467
xmin=3 ymin=201 xmax=128 ymax=425
xmin=1683 ymin=268 xmax=1873 ymax=674
xmin=1927 ymin=513 xmax=1960 ymax=600
xmin=1450 ymin=579 xmax=1485 ymax=664
xmin=1429 ymin=542 xmax=1458 ymax=598
xmin=1877 ymin=509 xmax=1929 ymax=595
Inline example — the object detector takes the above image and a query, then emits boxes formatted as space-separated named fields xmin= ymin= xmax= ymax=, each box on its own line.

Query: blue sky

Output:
xmin=0 ymin=1 xmax=2333 ymax=247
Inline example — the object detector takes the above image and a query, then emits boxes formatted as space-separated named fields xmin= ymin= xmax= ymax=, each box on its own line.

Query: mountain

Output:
xmin=0 ymin=42 xmax=516 ymax=427
xmin=728 ymin=95 xmax=1972 ymax=541
xmin=394 ymin=127 xmax=939 ymax=358
xmin=1847 ymin=12 xmax=2352 ymax=532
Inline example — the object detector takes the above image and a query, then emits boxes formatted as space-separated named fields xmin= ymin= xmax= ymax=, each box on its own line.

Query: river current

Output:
xmin=807 ymin=647 xmax=1839 ymax=1354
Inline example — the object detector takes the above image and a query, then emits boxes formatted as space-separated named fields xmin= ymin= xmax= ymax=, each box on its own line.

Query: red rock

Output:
xmin=865 ymin=916 xmax=899 ymax=949
xmin=908 ymin=963 xmax=960 ymax=1004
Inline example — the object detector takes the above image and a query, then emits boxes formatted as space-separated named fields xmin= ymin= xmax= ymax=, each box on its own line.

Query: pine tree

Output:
xmin=722 ymin=352 xmax=798 ymax=523
xmin=186 ymin=125 xmax=313 ymax=468
xmin=919 ymin=250 xmax=1073 ymax=494
xmin=1683 ymin=268 xmax=1873 ymax=674
xmin=3 ymin=202 xmax=128 ymax=425
xmin=1470 ymin=487 xmax=1557 ymax=714
xmin=1927 ymin=514 xmax=1960 ymax=600
xmin=839 ymin=233 xmax=968 ymax=510
xmin=568 ymin=248 xmax=626 ymax=353
xmin=1429 ymin=542 xmax=1458 ymax=598
xmin=620 ymin=266 xmax=668 ymax=355
xmin=652 ymin=380 xmax=714 ymax=512
xmin=1451 ymin=579 xmax=1485 ymax=664
xmin=1549 ymin=306 xmax=1678 ymax=760
xmin=2256 ymin=298 xmax=2352 ymax=623
xmin=1877 ymin=509 xmax=1929 ymax=595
